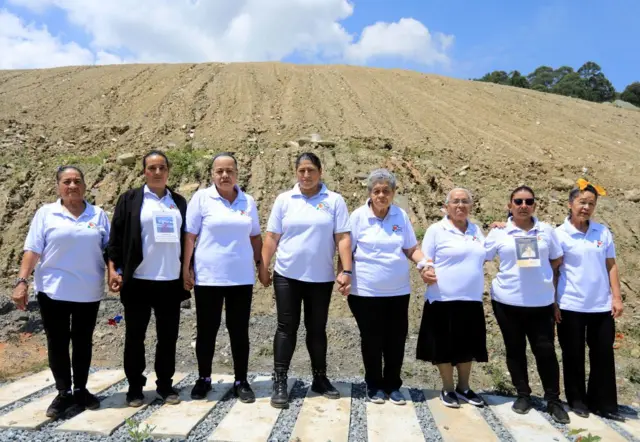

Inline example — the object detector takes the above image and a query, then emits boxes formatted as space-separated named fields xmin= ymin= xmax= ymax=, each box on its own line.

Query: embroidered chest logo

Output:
xmin=169 ymin=204 xmax=177 ymax=210
xmin=87 ymin=222 xmax=97 ymax=229
xmin=596 ymin=240 xmax=603 ymax=248
xmin=392 ymin=225 xmax=403 ymax=233
xmin=471 ymin=235 xmax=480 ymax=242
xmin=537 ymin=235 xmax=543 ymax=241
xmin=238 ymin=209 xmax=249 ymax=217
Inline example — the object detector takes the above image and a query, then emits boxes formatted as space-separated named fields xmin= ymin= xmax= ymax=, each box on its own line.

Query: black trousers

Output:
xmin=38 ymin=292 xmax=100 ymax=392
xmin=194 ymin=285 xmax=253 ymax=381
xmin=557 ymin=309 xmax=618 ymax=413
xmin=122 ymin=278 xmax=182 ymax=390
xmin=348 ymin=294 xmax=410 ymax=393
xmin=492 ymin=300 xmax=560 ymax=402
xmin=273 ymin=272 xmax=333 ymax=373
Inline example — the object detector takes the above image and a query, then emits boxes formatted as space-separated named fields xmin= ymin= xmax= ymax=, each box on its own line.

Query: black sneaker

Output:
xmin=46 ymin=390 xmax=75 ymax=418
xmin=440 ymin=390 xmax=460 ymax=409
xmin=233 ymin=380 xmax=256 ymax=404
xmin=270 ymin=371 xmax=289 ymax=409
xmin=190 ymin=378 xmax=212 ymax=400
xmin=73 ymin=388 xmax=100 ymax=410
xmin=547 ymin=401 xmax=570 ymax=424
xmin=126 ymin=386 xmax=145 ymax=408
xmin=571 ymin=402 xmax=589 ymax=418
xmin=455 ymin=388 xmax=485 ymax=407
xmin=157 ymin=386 xmax=181 ymax=405
xmin=595 ymin=410 xmax=626 ymax=422
xmin=311 ymin=372 xmax=340 ymax=399
xmin=512 ymin=396 xmax=532 ymax=414
xmin=367 ymin=389 xmax=386 ymax=404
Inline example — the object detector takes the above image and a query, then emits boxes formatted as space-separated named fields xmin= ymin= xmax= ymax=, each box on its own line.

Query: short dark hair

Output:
xmin=295 ymin=152 xmax=322 ymax=170
xmin=142 ymin=150 xmax=170 ymax=169
xmin=569 ymin=184 xmax=598 ymax=203
xmin=212 ymin=152 xmax=238 ymax=170
xmin=56 ymin=165 xmax=85 ymax=183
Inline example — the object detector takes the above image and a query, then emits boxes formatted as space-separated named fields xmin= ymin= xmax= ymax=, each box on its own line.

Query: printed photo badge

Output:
xmin=515 ymin=236 xmax=541 ymax=268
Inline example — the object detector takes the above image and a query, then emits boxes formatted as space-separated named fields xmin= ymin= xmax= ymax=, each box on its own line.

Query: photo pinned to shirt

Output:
xmin=152 ymin=211 xmax=179 ymax=243
xmin=515 ymin=236 xmax=541 ymax=267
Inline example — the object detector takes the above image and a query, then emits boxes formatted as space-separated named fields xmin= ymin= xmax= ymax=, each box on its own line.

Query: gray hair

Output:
xmin=367 ymin=168 xmax=397 ymax=193
xmin=445 ymin=187 xmax=474 ymax=204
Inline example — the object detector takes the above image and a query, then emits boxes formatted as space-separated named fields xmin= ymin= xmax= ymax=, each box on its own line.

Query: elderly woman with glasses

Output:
xmin=348 ymin=169 xmax=430 ymax=405
xmin=416 ymin=188 xmax=488 ymax=409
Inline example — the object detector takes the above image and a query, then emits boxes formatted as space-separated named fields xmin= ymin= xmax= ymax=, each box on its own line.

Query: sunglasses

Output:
xmin=513 ymin=198 xmax=535 ymax=206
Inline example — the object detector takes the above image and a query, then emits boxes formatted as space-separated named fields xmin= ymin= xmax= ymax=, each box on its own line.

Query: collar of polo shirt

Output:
xmin=440 ymin=216 xmax=474 ymax=235
xmin=365 ymin=199 xmax=399 ymax=220
xmin=54 ymin=198 xmax=93 ymax=219
xmin=561 ymin=217 xmax=602 ymax=236
xmin=208 ymin=184 xmax=245 ymax=201
xmin=292 ymin=182 xmax=329 ymax=197
xmin=506 ymin=216 xmax=541 ymax=234
xmin=143 ymin=184 xmax=171 ymax=199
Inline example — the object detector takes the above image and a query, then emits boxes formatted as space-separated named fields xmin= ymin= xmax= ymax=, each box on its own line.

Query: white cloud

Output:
xmin=2 ymin=1 xmax=454 ymax=69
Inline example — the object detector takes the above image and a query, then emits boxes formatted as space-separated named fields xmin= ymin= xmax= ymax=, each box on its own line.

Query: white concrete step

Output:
xmin=366 ymin=388 xmax=424 ymax=442
xmin=0 ymin=370 xmax=56 ymax=408
xmin=424 ymin=390 xmax=498 ymax=441
xmin=566 ymin=411 xmax=628 ymax=442
xmin=289 ymin=382 xmax=352 ymax=442
xmin=0 ymin=369 xmax=125 ymax=430
xmin=56 ymin=372 xmax=187 ymax=436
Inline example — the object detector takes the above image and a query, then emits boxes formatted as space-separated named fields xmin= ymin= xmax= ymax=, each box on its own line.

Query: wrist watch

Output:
xmin=14 ymin=277 xmax=28 ymax=288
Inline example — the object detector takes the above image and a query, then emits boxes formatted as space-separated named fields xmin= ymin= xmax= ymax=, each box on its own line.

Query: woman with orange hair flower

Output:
xmin=555 ymin=179 xmax=625 ymax=422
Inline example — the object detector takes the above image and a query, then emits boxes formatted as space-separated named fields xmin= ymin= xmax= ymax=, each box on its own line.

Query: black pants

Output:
xmin=122 ymin=278 xmax=182 ymax=390
xmin=273 ymin=272 xmax=333 ymax=373
xmin=194 ymin=285 xmax=253 ymax=381
xmin=492 ymin=300 xmax=560 ymax=402
xmin=557 ymin=309 xmax=618 ymax=413
xmin=348 ymin=294 xmax=410 ymax=393
xmin=38 ymin=292 xmax=100 ymax=392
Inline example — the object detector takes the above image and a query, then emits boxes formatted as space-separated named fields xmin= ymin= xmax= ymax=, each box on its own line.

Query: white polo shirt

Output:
xmin=267 ymin=183 xmax=351 ymax=283
xmin=134 ymin=185 xmax=183 ymax=281
xmin=349 ymin=202 xmax=417 ymax=297
xmin=24 ymin=200 xmax=110 ymax=303
xmin=556 ymin=218 xmax=616 ymax=313
xmin=485 ymin=217 xmax=563 ymax=307
xmin=422 ymin=217 xmax=486 ymax=303
xmin=186 ymin=185 xmax=261 ymax=286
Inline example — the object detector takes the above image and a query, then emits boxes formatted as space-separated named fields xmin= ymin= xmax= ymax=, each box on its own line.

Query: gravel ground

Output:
xmin=1 ymin=370 xmax=638 ymax=442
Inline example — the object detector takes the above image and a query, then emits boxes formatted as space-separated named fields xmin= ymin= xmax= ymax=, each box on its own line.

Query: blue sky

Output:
xmin=2 ymin=0 xmax=638 ymax=90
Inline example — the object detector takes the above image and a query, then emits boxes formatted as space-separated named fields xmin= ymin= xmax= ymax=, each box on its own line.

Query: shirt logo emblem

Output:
xmin=392 ymin=225 xmax=403 ymax=233
xmin=596 ymin=240 xmax=603 ymax=248
xmin=537 ymin=235 xmax=543 ymax=241
xmin=472 ymin=236 xmax=479 ymax=242
xmin=169 ymin=204 xmax=177 ymax=209
xmin=239 ymin=210 xmax=249 ymax=216
xmin=316 ymin=202 xmax=327 ymax=211
xmin=87 ymin=222 xmax=97 ymax=229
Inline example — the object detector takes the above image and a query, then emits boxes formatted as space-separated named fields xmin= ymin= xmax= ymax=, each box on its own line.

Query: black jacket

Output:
xmin=107 ymin=185 xmax=190 ymax=303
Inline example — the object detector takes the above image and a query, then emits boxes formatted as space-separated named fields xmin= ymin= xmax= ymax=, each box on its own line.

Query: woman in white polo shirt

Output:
xmin=108 ymin=150 xmax=190 ymax=408
xmin=484 ymin=185 xmax=569 ymax=424
xmin=349 ymin=169 xmax=429 ymax=405
xmin=555 ymin=180 xmax=624 ymax=422
xmin=12 ymin=166 xmax=110 ymax=419
xmin=183 ymin=153 xmax=262 ymax=404
xmin=260 ymin=152 xmax=352 ymax=409
xmin=416 ymin=188 xmax=488 ymax=409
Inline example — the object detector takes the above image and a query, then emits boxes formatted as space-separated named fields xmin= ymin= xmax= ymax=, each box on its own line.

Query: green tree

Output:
xmin=577 ymin=61 xmax=616 ymax=102
xmin=477 ymin=70 xmax=510 ymax=85
xmin=552 ymin=72 xmax=590 ymax=100
xmin=527 ymin=66 xmax=556 ymax=90
xmin=620 ymin=82 xmax=640 ymax=107
xmin=509 ymin=70 xmax=530 ymax=88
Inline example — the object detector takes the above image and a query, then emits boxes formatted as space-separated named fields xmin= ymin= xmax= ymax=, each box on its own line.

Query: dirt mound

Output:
xmin=1 ymin=62 xmax=640 ymax=401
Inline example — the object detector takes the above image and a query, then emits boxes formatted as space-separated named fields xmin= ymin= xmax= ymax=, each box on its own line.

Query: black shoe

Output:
xmin=455 ymin=387 xmax=485 ymax=407
xmin=46 ymin=390 xmax=75 ymax=418
xmin=73 ymin=388 xmax=100 ymax=410
xmin=233 ymin=380 xmax=256 ymax=404
xmin=595 ymin=410 xmax=626 ymax=422
xmin=571 ymin=402 xmax=590 ymax=418
xmin=311 ymin=371 xmax=340 ymax=399
xmin=512 ymin=396 xmax=532 ymax=415
xmin=440 ymin=390 xmax=460 ymax=409
xmin=190 ymin=378 xmax=212 ymax=400
xmin=270 ymin=371 xmax=289 ymax=409
xmin=157 ymin=386 xmax=181 ymax=405
xmin=126 ymin=386 xmax=145 ymax=408
xmin=547 ymin=401 xmax=570 ymax=424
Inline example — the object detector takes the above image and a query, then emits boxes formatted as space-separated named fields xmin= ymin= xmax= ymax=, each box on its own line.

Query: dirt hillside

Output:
xmin=1 ymin=62 xmax=639 ymax=401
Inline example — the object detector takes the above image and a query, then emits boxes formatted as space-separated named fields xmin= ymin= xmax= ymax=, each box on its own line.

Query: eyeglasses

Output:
xmin=513 ymin=198 xmax=535 ymax=206
xmin=450 ymin=199 xmax=471 ymax=206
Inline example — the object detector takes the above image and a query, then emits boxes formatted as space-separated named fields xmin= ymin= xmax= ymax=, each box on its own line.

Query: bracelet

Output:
xmin=342 ymin=270 xmax=352 ymax=275
xmin=14 ymin=277 xmax=28 ymax=288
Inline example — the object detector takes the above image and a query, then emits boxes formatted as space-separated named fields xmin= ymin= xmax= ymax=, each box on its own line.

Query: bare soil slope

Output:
xmin=1 ymin=62 xmax=639 ymax=401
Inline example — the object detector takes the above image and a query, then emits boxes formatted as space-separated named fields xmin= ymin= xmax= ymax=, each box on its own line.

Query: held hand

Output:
xmin=183 ymin=267 xmax=195 ymax=291
xmin=11 ymin=284 xmax=28 ymax=311
xmin=553 ymin=303 xmax=562 ymax=323
xmin=612 ymin=298 xmax=624 ymax=319
xmin=258 ymin=264 xmax=272 ymax=287
xmin=420 ymin=267 xmax=437 ymax=285
xmin=336 ymin=273 xmax=352 ymax=296
xmin=108 ymin=270 xmax=123 ymax=293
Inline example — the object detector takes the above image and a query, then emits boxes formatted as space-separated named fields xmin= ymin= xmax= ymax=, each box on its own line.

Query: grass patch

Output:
xmin=58 ymin=152 xmax=110 ymax=167
xmin=165 ymin=145 xmax=210 ymax=186
xmin=0 ymin=360 xmax=49 ymax=382
xmin=414 ymin=227 xmax=426 ymax=241
xmin=484 ymin=362 xmax=515 ymax=396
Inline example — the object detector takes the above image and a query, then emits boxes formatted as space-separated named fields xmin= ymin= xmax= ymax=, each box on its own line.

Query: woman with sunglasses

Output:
xmin=484 ymin=186 xmax=569 ymax=424
xmin=555 ymin=180 xmax=624 ymax=421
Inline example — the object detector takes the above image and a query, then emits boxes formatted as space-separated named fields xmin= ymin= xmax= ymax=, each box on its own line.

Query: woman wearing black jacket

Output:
xmin=107 ymin=150 xmax=190 ymax=407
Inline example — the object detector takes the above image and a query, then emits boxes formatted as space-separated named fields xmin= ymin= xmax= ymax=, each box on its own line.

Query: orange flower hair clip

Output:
xmin=576 ymin=178 xmax=606 ymax=196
